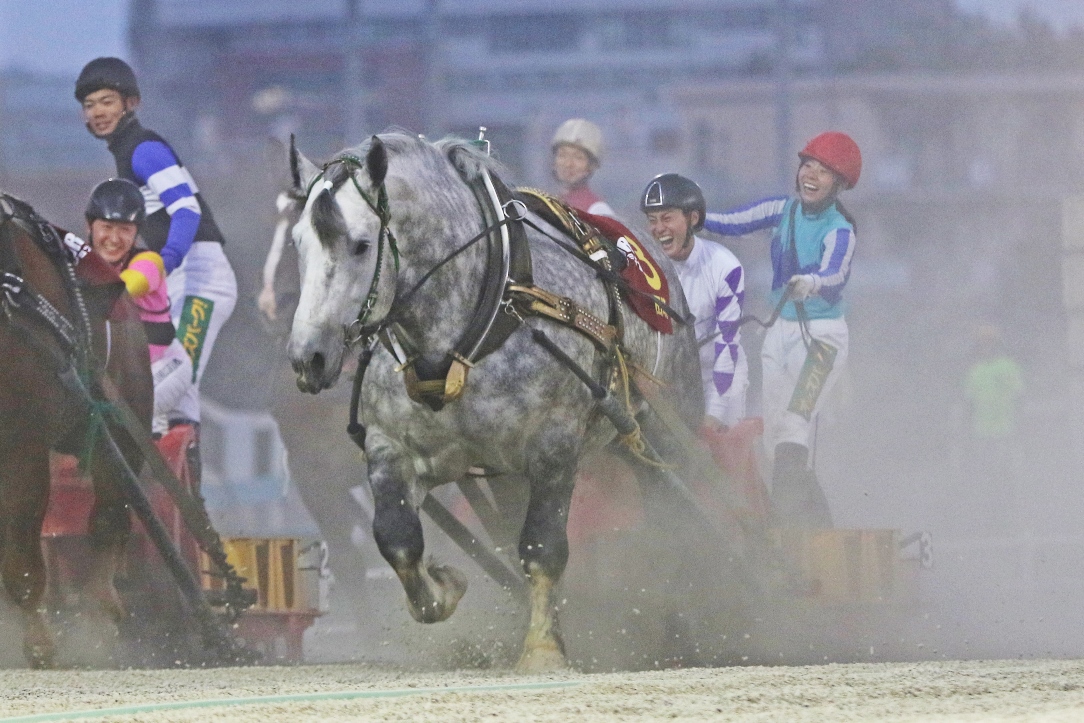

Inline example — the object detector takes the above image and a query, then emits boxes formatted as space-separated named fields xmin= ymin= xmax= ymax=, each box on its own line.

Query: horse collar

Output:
xmin=384 ymin=168 xmax=533 ymax=411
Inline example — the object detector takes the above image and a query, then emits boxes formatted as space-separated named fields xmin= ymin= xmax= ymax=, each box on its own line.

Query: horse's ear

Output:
xmin=289 ymin=134 xmax=320 ymax=195
xmin=366 ymin=136 xmax=388 ymax=187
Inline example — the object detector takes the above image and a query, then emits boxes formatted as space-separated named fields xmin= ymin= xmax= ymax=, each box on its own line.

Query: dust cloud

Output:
xmin=3 ymin=0 xmax=1084 ymax=674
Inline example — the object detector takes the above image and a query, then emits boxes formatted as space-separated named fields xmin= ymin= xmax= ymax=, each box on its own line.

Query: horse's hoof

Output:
xmin=516 ymin=642 xmax=567 ymax=673
xmin=89 ymin=591 xmax=127 ymax=623
xmin=428 ymin=564 xmax=468 ymax=620
xmin=408 ymin=564 xmax=468 ymax=623
xmin=24 ymin=641 xmax=56 ymax=670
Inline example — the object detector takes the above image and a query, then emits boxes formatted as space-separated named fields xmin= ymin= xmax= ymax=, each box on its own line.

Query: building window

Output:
xmin=625 ymin=12 xmax=674 ymax=49
xmin=489 ymin=15 xmax=579 ymax=53
xmin=651 ymin=128 xmax=683 ymax=156
xmin=693 ymin=121 xmax=713 ymax=170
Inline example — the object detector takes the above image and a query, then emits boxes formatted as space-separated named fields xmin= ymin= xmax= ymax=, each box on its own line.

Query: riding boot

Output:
xmin=770 ymin=442 xmax=832 ymax=528
xmin=184 ymin=422 xmax=202 ymax=494
xmin=801 ymin=465 xmax=833 ymax=529
xmin=170 ymin=420 xmax=207 ymax=509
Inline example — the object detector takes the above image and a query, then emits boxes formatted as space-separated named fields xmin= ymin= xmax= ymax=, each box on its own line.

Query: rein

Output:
xmin=313 ymin=154 xmax=401 ymax=344
xmin=387 ymin=206 xmax=526 ymax=329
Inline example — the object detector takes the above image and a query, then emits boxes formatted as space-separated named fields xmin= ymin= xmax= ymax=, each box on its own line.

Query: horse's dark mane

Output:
xmin=0 ymin=191 xmax=44 ymax=226
xmin=310 ymin=163 xmax=350 ymax=249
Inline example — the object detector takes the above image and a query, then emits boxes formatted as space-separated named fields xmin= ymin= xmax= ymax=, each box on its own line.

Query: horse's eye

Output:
xmin=352 ymin=239 xmax=371 ymax=256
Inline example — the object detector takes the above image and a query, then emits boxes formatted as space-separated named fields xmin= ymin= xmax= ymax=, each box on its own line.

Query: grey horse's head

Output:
xmin=287 ymin=132 xmax=499 ymax=393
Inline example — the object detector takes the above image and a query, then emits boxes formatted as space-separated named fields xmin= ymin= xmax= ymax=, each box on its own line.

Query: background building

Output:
xmin=128 ymin=0 xmax=829 ymax=199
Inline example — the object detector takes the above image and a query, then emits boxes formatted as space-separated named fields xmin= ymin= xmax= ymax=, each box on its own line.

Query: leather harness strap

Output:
xmin=393 ymin=170 xmax=533 ymax=411
xmin=371 ymin=170 xmax=635 ymax=412
xmin=506 ymin=284 xmax=616 ymax=353
xmin=393 ymin=180 xmax=638 ymax=410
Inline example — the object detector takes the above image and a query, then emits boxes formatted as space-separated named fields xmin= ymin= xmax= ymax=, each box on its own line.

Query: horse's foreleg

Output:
xmin=369 ymin=445 xmax=466 ymax=624
xmin=516 ymin=430 xmax=578 ymax=672
xmin=0 ymin=451 xmax=55 ymax=668
xmin=86 ymin=445 xmax=134 ymax=623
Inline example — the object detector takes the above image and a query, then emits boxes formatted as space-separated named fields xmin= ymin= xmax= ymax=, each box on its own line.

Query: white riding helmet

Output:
xmin=552 ymin=118 xmax=604 ymax=164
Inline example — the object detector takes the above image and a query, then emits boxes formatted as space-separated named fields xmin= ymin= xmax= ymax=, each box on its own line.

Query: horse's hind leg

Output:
xmin=516 ymin=428 xmax=578 ymax=672
xmin=369 ymin=438 xmax=467 ymax=624
xmin=85 ymin=447 xmax=134 ymax=623
xmin=0 ymin=450 xmax=55 ymax=668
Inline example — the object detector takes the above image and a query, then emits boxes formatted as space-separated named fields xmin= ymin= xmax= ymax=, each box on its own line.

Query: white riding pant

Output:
xmin=166 ymin=241 xmax=238 ymax=424
xmin=151 ymin=338 xmax=195 ymax=435
xmin=761 ymin=316 xmax=849 ymax=459
xmin=703 ymin=353 xmax=749 ymax=428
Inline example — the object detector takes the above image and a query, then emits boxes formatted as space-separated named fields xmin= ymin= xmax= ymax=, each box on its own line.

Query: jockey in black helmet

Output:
xmin=77 ymin=57 xmax=237 ymax=480
xmin=85 ymin=177 xmax=146 ymax=227
xmin=641 ymin=173 xmax=747 ymax=434
xmin=84 ymin=178 xmax=194 ymax=437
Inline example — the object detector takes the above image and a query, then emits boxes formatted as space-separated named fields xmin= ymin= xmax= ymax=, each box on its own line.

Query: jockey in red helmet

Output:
xmin=701 ymin=131 xmax=862 ymax=529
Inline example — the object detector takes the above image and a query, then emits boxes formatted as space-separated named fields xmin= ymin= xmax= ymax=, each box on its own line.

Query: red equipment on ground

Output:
xmin=42 ymin=425 xmax=320 ymax=662
xmin=566 ymin=417 xmax=771 ymax=546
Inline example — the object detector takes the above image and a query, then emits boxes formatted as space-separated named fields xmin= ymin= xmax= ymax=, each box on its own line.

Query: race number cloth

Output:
xmin=578 ymin=210 xmax=674 ymax=334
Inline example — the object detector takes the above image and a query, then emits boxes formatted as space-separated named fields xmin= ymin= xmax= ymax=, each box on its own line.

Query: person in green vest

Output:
xmin=963 ymin=323 xmax=1023 ymax=536
xmin=965 ymin=324 xmax=1023 ymax=440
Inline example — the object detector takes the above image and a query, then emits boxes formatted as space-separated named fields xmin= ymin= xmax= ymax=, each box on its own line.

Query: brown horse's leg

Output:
xmin=85 ymin=444 xmax=134 ymax=624
xmin=0 ymin=449 xmax=56 ymax=668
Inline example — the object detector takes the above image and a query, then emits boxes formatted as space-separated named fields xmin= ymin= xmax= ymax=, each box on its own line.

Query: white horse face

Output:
xmin=288 ymin=164 xmax=389 ymax=393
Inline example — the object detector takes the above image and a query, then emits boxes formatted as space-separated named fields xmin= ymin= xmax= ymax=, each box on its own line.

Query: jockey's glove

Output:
xmin=787 ymin=274 xmax=819 ymax=301
xmin=120 ymin=268 xmax=151 ymax=298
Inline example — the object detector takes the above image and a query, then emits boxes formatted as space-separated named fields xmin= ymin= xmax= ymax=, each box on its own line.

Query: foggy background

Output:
xmin=3 ymin=0 xmax=1084 ymax=666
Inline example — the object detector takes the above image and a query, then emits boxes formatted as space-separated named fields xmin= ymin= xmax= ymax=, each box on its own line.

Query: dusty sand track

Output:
xmin=3 ymin=659 xmax=1084 ymax=722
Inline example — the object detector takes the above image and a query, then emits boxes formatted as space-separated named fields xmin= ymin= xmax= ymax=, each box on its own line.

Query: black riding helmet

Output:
xmin=86 ymin=178 xmax=146 ymax=226
xmin=640 ymin=173 xmax=706 ymax=231
xmin=75 ymin=57 xmax=140 ymax=102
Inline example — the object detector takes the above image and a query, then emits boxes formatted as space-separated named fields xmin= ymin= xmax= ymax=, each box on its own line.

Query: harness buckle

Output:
xmin=1 ymin=272 xmax=23 ymax=308
xmin=343 ymin=317 xmax=372 ymax=349
xmin=503 ymin=199 xmax=528 ymax=222
xmin=500 ymin=298 xmax=524 ymax=323
xmin=394 ymin=355 xmax=418 ymax=374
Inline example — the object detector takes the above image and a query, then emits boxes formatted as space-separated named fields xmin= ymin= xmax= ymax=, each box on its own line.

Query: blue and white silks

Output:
xmin=130 ymin=140 xmax=202 ymax=274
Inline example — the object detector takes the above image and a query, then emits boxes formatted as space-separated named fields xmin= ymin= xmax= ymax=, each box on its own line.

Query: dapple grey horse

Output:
xmin=288 ymin=132 xmax=702 ymax=670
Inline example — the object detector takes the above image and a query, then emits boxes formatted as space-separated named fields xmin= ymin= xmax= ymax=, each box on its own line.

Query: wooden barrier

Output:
xmin=777 ymin=529 xmax=915 ymax=604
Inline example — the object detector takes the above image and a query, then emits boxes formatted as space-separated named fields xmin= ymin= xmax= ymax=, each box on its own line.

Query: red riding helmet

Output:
xmin=798 ymin=132 xmax=862 ymax=189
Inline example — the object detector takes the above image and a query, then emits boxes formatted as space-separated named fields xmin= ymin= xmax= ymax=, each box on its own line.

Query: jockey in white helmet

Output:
xmin=551 ymin=118 xmax=615 ymax=218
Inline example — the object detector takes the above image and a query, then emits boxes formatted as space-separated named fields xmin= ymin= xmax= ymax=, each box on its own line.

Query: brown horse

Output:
xmin=0 ymin=194 xmax=152 ymax=667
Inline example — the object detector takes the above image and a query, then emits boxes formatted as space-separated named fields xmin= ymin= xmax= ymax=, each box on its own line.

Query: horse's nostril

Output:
xmin=311 ymin=352 xmax=325 ymax=378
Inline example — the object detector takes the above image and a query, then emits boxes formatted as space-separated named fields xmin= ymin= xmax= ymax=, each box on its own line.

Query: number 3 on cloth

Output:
xmin=787 ymin=339 xmax=838 ymax=421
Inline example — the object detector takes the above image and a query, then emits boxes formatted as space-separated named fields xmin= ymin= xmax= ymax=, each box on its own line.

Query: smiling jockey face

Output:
xmin=647 ymin=207 xmax=699 ymax=262
xmin=81 ymin=89 xmax=139 ymax=139
xmin=88 ymin=218 xmax=138 ymax=265
xmin=552 ymin=144 xmax=596 ymax=189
